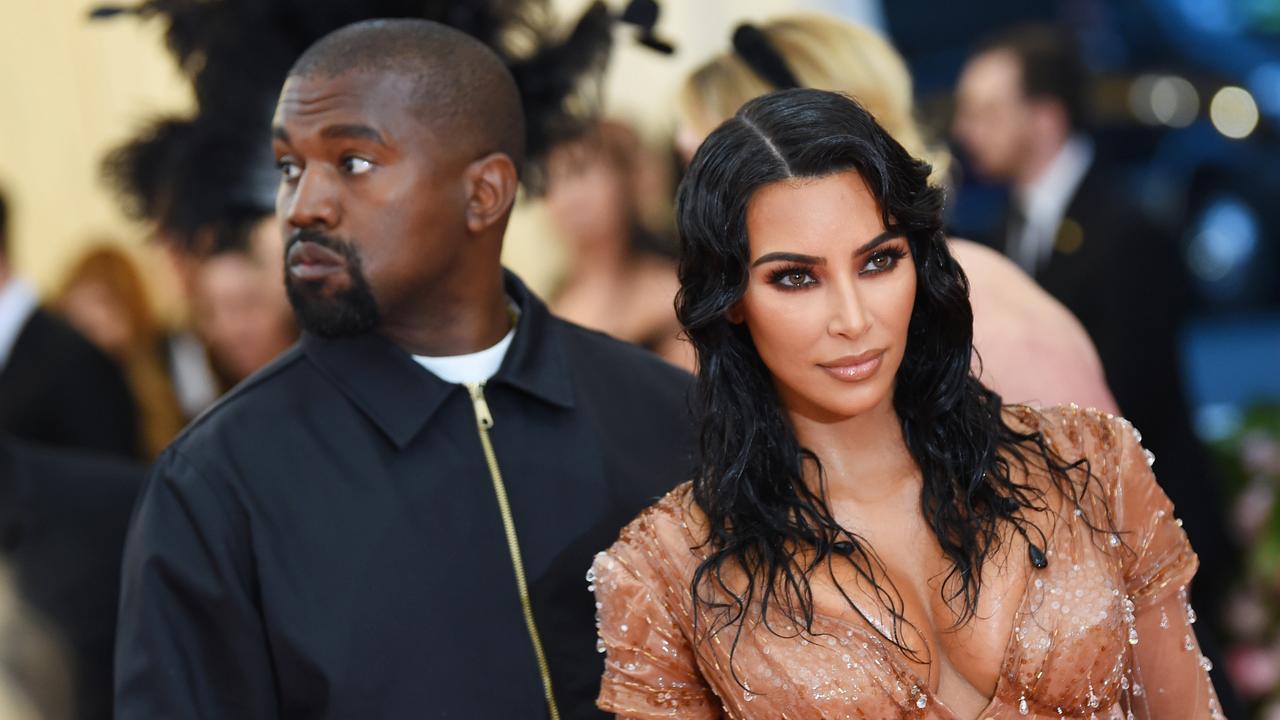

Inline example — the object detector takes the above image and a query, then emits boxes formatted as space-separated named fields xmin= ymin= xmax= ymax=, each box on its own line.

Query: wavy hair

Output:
xmin=675 ymin=88 xmax=1107 ymax=672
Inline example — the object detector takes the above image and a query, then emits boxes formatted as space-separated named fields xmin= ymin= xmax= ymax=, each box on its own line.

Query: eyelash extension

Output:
xmin=864 ymin=245 xmax=907 ymax=274
xmin=765 ymin=264 xmax=816 ymax=288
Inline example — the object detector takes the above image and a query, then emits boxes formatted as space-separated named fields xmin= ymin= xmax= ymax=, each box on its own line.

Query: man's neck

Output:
xmin=380 ymin=270 xmax=512 ymax=357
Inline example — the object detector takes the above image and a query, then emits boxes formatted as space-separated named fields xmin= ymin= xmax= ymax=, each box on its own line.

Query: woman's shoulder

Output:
xmin=1003 ymin=403 xmax=1135 ymax=460
xmin=594 ymin=482 xmax=707 ymax=587
xmin=613 ymin=481 xmax=705 ymax=554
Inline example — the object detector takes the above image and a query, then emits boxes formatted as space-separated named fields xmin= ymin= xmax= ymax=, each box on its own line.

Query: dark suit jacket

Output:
xmin=0 ymin=308 xmax=140 ymax=459
xmin=0 ymin=435 xmax=145 ymax=720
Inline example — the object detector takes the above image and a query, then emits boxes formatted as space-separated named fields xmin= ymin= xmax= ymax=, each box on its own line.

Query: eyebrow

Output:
xmin=270 ymin=124 xmax=388 ymax=146
xmin=749 ymin=230 xmax=903 ymax=268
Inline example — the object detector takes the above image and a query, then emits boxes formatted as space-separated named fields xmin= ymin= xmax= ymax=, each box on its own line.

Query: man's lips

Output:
xmin=286 ymin=240 xmax=347 ymax=280
xmin=818 ymin=349 xmax=885 ymax=382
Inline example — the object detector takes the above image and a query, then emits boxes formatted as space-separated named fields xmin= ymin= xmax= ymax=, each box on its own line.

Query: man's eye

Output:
xmin=278 ymin=160 xmax=301 ymax=181
xmin=343 ymin=157 xmax=374 ymax=175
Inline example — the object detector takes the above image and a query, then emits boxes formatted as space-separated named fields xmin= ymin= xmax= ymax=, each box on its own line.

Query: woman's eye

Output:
xmin=863 ymin=251 xmax=897 ymax=273
xmin=277 ymin=159 xmax=301 ymax=181
xmin=778 ymin=271 xmax=815 ymax=288
xmin=343 ymin=157 xmax=374 ymax=175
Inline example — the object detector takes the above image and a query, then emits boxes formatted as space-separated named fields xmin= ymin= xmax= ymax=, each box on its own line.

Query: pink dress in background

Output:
xmin=591 ymin=406 xmax=1224 ymax=719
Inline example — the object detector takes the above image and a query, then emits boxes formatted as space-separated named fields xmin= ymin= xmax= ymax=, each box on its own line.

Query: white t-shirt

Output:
xmin=412 ymin=327 xmax=516 ymax=385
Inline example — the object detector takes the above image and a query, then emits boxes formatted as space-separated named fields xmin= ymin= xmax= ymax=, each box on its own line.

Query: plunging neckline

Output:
xmin=714 ymin=523 xmax=1043 ymax=720
xmin=804 ymin=559 xmax=1037 ymax=719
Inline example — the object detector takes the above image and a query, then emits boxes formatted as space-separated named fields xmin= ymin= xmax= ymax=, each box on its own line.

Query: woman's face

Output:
xmin=192 ymin=252 xmax=295 ymax=384
xmin=737 ymin=171 xmax=916 ymax=423
xmin=61 ymin=279 xmax=134 ymax=358
xmin=544 ymin=141 xmax=628 ymax=252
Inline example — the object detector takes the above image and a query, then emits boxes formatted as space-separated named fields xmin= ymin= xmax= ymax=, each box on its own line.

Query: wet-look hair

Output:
xmin=674 ymin=88 xmax=1113 ymax=677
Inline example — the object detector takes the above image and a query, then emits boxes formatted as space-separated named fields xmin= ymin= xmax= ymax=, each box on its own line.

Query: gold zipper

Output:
xmin=464 ymin=382 xmax=560 ymax=720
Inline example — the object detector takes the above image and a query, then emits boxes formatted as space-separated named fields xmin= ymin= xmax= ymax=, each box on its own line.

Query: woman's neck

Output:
xmin=788 ymin=397 xmax=920 ymax=506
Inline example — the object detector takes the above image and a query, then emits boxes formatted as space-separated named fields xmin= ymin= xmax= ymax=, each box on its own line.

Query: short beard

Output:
xmin=284 ymin=231 xmax=381 ymax=338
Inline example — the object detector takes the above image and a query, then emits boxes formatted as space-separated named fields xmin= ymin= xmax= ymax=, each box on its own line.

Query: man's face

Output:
xmin=272 ymin=70 xmax=470 ymax=337
xmin=952 ymin=50 xmax=1036 ymax=181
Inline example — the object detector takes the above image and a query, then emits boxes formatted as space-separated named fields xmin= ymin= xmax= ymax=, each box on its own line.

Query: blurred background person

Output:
xmin=1 ymin=433 xmax=143 ymax=720
xmin=0 ymin=187 xmax=140 ymax=460
xmin=952 ymin=22 xmax=1235 ymax=643
xmin=188 ymin=242 xmax=296 ymax=392
xmin=55 ymin=245 xmax=183 ymax=459
xmin=674 ymin=13 xmax=1117 ymax=412
xmin=543 ymin=119 xmax=691 ymax=369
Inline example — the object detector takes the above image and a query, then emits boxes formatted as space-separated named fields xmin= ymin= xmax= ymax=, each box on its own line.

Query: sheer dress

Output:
xmin=591 ymin=406 xmax=1224 ymax=719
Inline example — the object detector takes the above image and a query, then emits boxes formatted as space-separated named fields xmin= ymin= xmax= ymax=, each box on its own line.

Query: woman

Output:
xmin=57 ymin=244 xmax=184 ymax=458
xmin=544 ymin=120 xmax=692 ymax=370
xmin=590 ymin=89 xmax=1222 ymax=719
xmin=189 ymin=243 xmax=296 ymax=391
xmin=674 ymin=15 xmax=1116 ymax=412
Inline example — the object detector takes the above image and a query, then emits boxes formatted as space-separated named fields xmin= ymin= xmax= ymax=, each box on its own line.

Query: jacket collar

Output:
xmin=301 ymin=270 xmax=573 ymax=449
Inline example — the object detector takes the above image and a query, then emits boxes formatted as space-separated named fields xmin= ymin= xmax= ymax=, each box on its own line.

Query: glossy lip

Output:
xmin=286 ymin=240 xmax=347 ymax=280
xmin=818 ymin=349 xmax=885 ymax=382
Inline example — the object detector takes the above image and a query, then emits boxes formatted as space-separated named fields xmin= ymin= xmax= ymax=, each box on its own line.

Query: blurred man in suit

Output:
xmin=0 ymin=187 xmax=140 ymax=459
xmin=952 ymin=24 xmax=1239 ymax=709
xmin=0 ymin=433 xmax=144 ymax=720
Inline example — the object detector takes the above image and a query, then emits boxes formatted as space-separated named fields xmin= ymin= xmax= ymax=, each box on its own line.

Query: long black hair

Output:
xmin=675 ymin=88 xmax=1108 ymax=670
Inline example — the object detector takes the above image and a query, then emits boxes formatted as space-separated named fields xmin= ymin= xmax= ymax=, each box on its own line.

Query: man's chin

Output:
xmin=287 ymin=289 xmax=380 ymax=338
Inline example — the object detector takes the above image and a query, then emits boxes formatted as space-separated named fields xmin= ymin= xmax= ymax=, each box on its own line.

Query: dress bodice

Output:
xmin=590 ymin=406 xmax=1225 ymax=719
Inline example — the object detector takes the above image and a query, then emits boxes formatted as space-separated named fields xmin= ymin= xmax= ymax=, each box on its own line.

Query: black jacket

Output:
xmin=0 ymin=308 xmax=139 ymax=459
xmin=0 ymin=435 xmax=144 ymax=720
xmin=115 ymin=272 xmax=694 ymax=719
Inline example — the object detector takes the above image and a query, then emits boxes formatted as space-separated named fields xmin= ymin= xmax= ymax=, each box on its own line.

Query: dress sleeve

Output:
xmin=1110 ymin=417 xmax=1226 ymax=719
xmin=114 ymin=448 xmax=280 ymax=719
xmin=591 ymin=533 xmax=721 ymax=719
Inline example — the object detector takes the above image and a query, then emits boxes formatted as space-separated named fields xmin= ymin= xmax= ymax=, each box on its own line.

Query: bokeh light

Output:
xmin=1210 ymin=86 xmax=1260 ymax=138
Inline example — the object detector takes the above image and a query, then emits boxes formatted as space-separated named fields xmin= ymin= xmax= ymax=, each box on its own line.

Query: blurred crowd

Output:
xmin=1 ymin=1 xmax=1277 ymax=718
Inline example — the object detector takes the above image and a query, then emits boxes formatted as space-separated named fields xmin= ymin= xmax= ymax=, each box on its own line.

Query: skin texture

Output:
xmin=952 ymin=49 xmax=1069 ymax=187
xmin=738 ymin=171 xmax=1029 ymax=717
xmin=272 ymin=68 xmax=518 ymax=356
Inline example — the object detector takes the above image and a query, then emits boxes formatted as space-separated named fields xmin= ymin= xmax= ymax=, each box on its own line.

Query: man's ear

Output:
xmin=464 ymin=152 xmax=519 ymax=234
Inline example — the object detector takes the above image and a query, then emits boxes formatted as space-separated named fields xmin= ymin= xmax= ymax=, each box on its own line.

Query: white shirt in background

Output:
xmin=1011 ymin=135 xmax=1095 ymax=276
xmin=0 ymin=278 xmax=38 ymax=373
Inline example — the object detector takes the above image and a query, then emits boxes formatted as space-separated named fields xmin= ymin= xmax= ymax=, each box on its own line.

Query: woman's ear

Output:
xmin=464 ymin=152 xmax=519 ymax=234
xmin=726 ymin=300 xmax=745 ymax=324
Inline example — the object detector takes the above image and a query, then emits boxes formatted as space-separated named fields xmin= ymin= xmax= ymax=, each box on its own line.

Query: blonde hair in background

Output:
xmin=56 ymin=243 xmax=185 ymax=459
xmin=679 ymin=13 xmax=951 ymax=184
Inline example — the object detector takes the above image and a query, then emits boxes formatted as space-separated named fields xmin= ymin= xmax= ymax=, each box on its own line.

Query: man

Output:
xmin=0 ymin=187 xmax=140 ymax=458
xmin=0 ymin=434 xmax=143 ymax=720
xmin=115 ymin=19 xmax=692 ymax=719
xmin=952 ymin=24 xmax=1239 ymax=710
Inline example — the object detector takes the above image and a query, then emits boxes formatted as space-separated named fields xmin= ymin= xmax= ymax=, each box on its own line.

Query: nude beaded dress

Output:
xmin=590 ymin=406 xmax=1224 ymax=719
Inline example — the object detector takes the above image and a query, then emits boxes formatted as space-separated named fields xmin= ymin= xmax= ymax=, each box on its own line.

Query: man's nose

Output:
xmin=282 ymin=167 xmax=340 ymax=230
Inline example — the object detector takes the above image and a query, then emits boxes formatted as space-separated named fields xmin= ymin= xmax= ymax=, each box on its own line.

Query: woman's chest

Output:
xmin=686 ymin=529 xmax=1138 ymax=718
